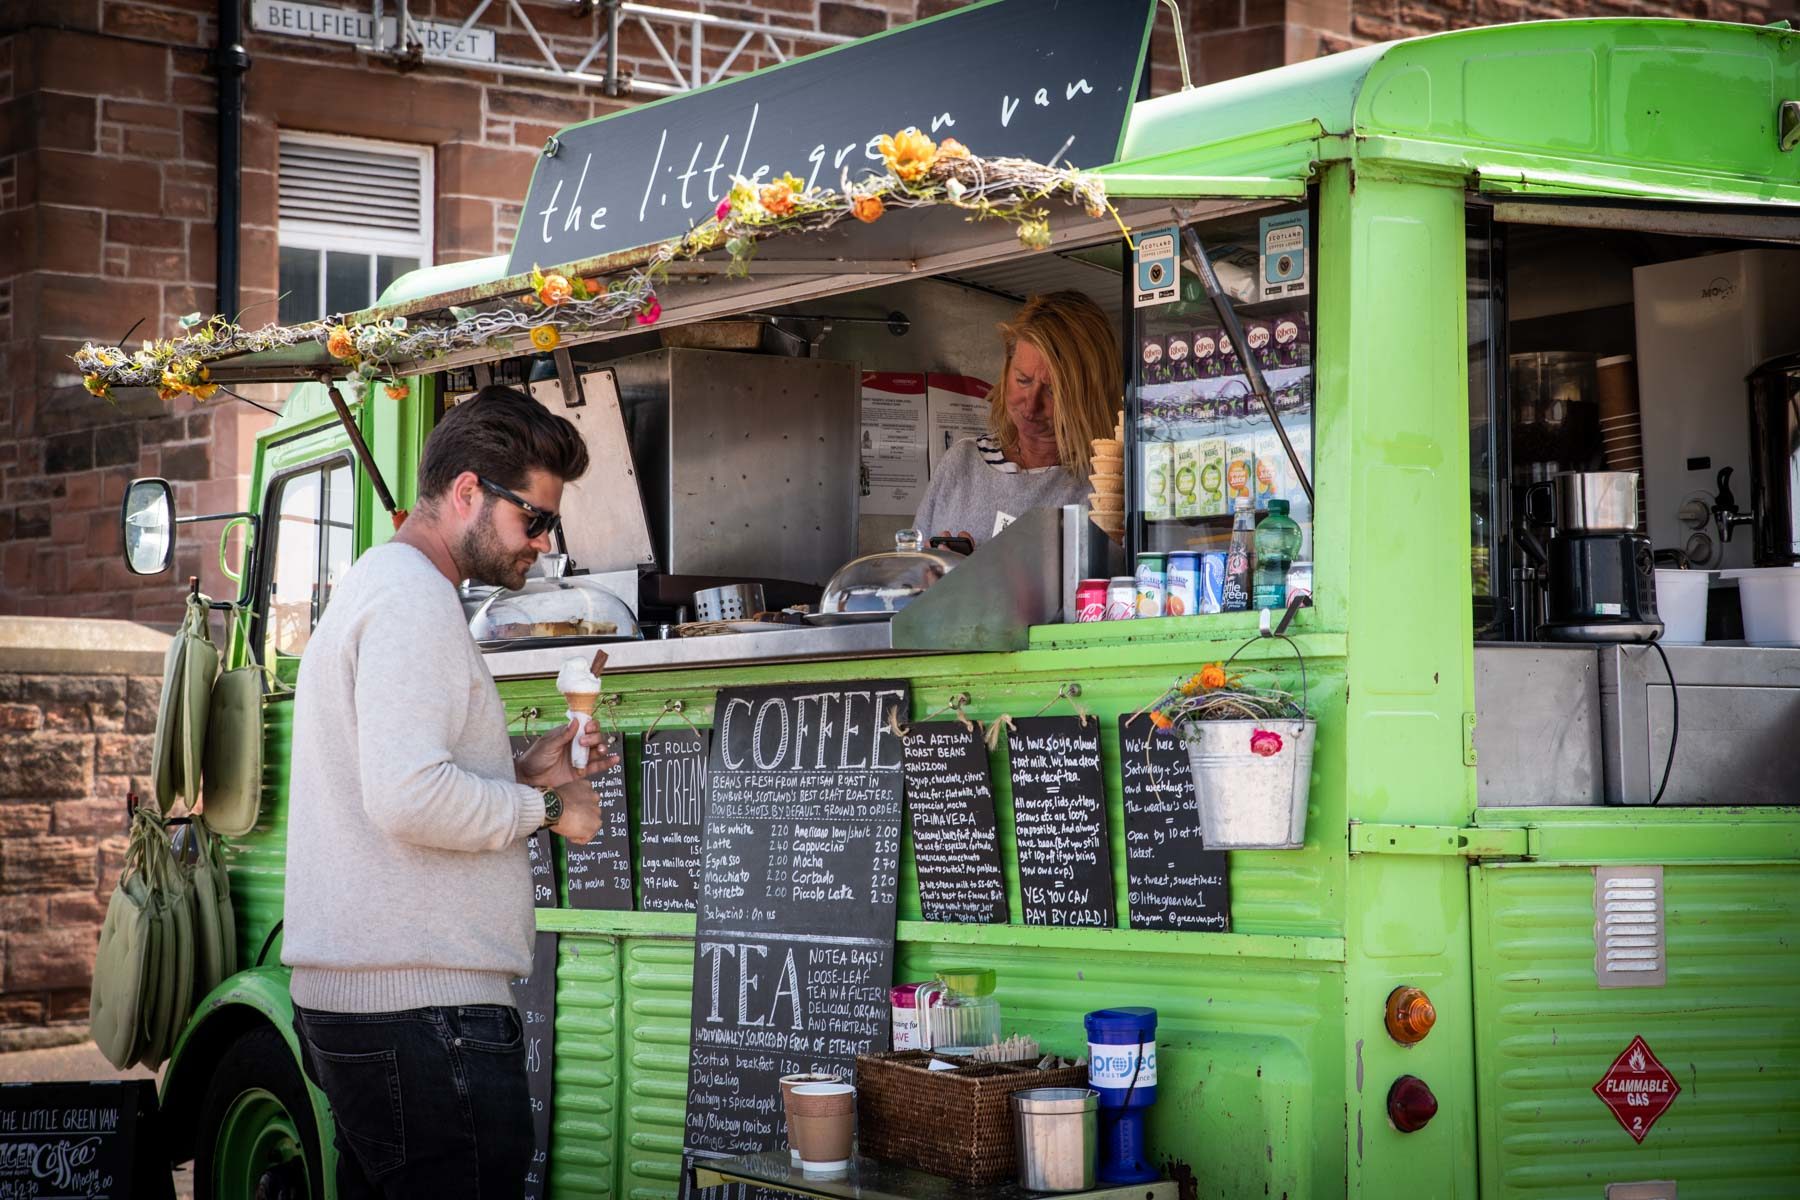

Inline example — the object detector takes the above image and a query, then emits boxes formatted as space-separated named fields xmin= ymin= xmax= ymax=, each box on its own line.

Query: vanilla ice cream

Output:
xmin=558 ymin=656 xmax=603 ymax=769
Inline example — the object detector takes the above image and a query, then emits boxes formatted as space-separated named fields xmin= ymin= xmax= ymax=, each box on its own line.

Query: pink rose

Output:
xmin=715 ymin=198 xmax=731 ymax=220
xmin=1249 ymin=728 xmax=1283 ymax=758
xmin=636 ymin=297 xmax=662 ymax=326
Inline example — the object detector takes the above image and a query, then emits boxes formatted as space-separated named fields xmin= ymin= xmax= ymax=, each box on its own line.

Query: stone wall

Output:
xmin=0 ymin=617 xmax=168 ymax=1050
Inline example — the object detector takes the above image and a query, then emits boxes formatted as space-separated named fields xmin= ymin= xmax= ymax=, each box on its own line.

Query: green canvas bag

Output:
xmin=89 ymin=849 xmax=154 ymax=1069
xmin=152 ymin=594 xmax=218 ymax=814
xmin=200 ymin=660 xmax=264 ymax=838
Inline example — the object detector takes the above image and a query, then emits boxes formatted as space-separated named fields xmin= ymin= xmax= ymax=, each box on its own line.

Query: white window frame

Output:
xmin=277 ymin=130 xmax=434 ymax=319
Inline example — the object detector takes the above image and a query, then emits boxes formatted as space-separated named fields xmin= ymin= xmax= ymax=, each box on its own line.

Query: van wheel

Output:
xmin=195 ymin=1025 xmax=323 ymax=1200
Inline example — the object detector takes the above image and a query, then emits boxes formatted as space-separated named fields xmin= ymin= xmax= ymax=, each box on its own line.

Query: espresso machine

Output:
xmin=1519 ymin=471 xmax=1662 ymax=642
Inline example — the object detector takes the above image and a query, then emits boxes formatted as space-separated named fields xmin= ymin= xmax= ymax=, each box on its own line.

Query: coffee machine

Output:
xmin=1519 ymin=471 xmax=1662 ymax=642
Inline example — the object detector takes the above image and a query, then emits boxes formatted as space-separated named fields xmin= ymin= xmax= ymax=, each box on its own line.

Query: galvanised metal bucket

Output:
xmin=1179 ymin=719 xmax=1316 ymax=849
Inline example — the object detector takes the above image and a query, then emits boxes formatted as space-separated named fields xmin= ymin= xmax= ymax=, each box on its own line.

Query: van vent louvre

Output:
xmin=1594 ymin=865 xmax=1666 ymax=988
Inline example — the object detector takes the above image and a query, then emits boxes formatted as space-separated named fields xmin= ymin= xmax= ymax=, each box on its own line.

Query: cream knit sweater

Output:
xmin=283 ymin=542 xmax=547 ymax=1012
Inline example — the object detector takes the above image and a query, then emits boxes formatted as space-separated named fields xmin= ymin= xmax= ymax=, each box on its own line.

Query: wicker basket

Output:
xmin=854 ymin=1051 xmax=1089 ymax=1187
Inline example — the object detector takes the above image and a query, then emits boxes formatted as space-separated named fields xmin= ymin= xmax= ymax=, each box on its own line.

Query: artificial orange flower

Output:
xmin=1149 ymin=709 xmax=1174 ymax=730
xmin=326 ymin=325 xmax=356 ymax=360
xmin=538 ymin=273 xmax=572 ymax=306
xmin=879 ymin=128 xmax=936 ymax=183
xmin=83 ymin=374 xmax=110 ymax=399
xmin=760 ymin=180 xmax=796 ymax=216
xmin=530 ymin=324 xmax=561 ymax=351
xmin=384 ymin=381 xmax=409 ymax=400
xmin=1199 ymin=663 xmax=1228 ymax=690
xmin=936 ymin=137 xmax=970 ymax=160
xmin=851 ymin=192 xmax=885 ymax=223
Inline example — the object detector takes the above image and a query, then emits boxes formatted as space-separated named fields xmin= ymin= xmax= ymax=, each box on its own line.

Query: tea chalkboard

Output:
xmin=1118 ymin=714 xmax=1230 ymax=932
xmin=0 ymin=1079 xmax=172 ymax=1200
xmin=640 ymin=728 xmax=710 ymax=913
xmin=509 ymin=931 xmax=559 ymax=1200
xmin=508 ymin=0 xmax=1156 ymax=273
xmin=683 ymin=680 xmax=910 ymax=1170
xmin=564 ymin=733 xmax=635 ymax=909
xmin=901 ymin=723 xmax=1008 ymax=923
xmin=1007 ymin=716 xmax=1115 ymax=928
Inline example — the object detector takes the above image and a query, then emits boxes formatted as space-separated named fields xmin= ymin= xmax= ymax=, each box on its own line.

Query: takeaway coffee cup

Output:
xmin=778 ymin=1073 xmax=840 ymax=1164
xmin=787 ymin=1082 xmax=855 ymax=1176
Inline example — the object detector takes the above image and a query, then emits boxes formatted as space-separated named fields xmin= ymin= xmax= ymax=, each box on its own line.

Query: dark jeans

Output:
xmin=294 ymin=1004 xmax=533 ymax=1199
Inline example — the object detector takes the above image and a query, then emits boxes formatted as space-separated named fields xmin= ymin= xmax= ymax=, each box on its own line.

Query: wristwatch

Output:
xmin=541 ymin=788 xmax=564 ymax=828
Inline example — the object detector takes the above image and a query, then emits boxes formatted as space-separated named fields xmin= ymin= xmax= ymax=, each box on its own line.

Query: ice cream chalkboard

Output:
xmin=564 ymin=734 xmax=635 ymax=910
xmin=682 ymin=680 xmax=910 ymax=1173
xmin=509 ymin=931 xmax=559 ymax=1200
xmin=639 ymin=728 xmax=710 ymax=912
xmin=1007 ymin=716 xmax=1115 ymax=928
xmin=901 ymin=722 xmax=1008 ymax=923
xmin=1118 ymin=714 xmax=1229 ymax=931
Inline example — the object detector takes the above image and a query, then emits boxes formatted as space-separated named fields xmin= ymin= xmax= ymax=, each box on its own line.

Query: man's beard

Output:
xmin=458 ymin=502 xmax=533 ymax=590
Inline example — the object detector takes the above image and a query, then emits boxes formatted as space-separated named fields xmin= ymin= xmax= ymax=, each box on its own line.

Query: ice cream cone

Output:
xmin=563 ymin=691 xmax=599 ymax=716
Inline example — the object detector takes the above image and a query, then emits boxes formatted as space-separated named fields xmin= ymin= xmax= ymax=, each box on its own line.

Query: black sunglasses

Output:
xmin=477 ymin=476 xmax=561 ymax=540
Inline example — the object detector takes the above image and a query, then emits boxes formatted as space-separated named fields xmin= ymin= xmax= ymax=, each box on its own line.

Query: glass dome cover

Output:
xmin=819 ymin=529 xmax=965 ymax=615
xmin=468 ymin=564 xmax=641 ymax=645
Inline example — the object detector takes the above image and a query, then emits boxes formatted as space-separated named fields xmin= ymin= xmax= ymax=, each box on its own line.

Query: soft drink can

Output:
xmin=1198 ymin=552 xmax=1226 ymax=614
xmin=1135 ymin=554 xmax=1167 ymax=618
xmin=1166 ymin=552 xmax=1200 ymax=617
xmin=1075 ymin=578 xmax=1109 ymax=623
xmin=1105 ymin=576 xmax=1137 ymax=620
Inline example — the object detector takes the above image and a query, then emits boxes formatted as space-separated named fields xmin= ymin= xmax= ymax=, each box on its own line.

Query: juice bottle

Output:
xmin=1222 ymin=498 xmax=1254 ymax=612
xmin=1252 ymin=499 xmax=1303 ymax=611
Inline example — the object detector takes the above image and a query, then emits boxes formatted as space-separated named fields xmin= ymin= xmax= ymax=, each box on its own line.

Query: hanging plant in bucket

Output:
xmin=1141 ymin=640 xmax=1316 ymax=850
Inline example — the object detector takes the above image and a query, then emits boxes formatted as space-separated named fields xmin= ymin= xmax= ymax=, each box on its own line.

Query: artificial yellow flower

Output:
xmin=879 ymin=129 xmax=937 ymax=183
xmin=530 ymin=325 xmax=561 ymax=351
xmin=326 ymin=325 xmax=356 ymax=359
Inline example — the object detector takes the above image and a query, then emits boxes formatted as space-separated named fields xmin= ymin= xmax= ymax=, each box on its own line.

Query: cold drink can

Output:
xmin=1135 ymin=554 xmax=1167 ymax=618
xmin=1105 ymin=576 xmax=1137 ymax=620
xmin=1198 ymin=552 xmax=1226 ymax=614
xmin=1166 ymin=552 xmax=1200 ymax=617
xmin=1075 ymin=578 xmax=1109 ymax=623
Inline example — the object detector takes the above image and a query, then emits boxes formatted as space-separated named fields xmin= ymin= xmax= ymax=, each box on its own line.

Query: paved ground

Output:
xmin=0 ymin=1040 xmax=196 ymax=1198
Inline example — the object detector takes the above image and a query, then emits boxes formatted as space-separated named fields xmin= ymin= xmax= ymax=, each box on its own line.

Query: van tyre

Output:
xmin=195 ymin=1025 xmax=323 ymax=1200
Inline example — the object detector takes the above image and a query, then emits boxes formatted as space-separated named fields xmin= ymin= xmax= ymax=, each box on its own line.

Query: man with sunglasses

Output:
xmin=285 ymin=384 xmax=617 ymax=1197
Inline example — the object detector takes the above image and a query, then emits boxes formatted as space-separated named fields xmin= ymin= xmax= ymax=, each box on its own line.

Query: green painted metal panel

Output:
xmin=550 ymin=935 xmax=624 ymax=1198
xmin=617 ymin=938 xmax=696 ymax=1200
xmin=222 ymin=697 xmax=296 ymax=970
xmin=1471 ymin=863 xmax=1800 ymax=1197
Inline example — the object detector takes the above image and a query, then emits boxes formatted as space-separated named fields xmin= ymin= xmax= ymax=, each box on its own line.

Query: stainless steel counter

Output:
xmin=482 ymin=621 xmax=917 ymax=680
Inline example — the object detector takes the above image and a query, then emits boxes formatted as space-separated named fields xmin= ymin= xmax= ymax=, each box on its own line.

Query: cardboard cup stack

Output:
xmin=787 ymin=1082 xmax=856 ymax=1176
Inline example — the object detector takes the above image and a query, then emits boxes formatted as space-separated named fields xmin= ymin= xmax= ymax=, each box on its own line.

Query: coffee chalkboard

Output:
xmin=564 ymin=733 xmax=635 ymax=909
xmin=902 ymin=723 xmax=1008 ymax=923
xmin=507 ymin=0 xmax=1156 ymax=273
xmin=1008 ymin=716 xmax=1114 ymax=928
xmin=509 ymin=930 xmax=559 ymax=1200
xmin=640 ymin=728 xmax=710 ymax=913
xmin=683 ymin=680 xmax=910 ymax=1170
xmin=1118 ymin=715 xmax=1230 ymax=932
xmin=527 ymin=829 xmax=557 ymax=908
xmin=0 ymin=1079 xmax=172 ymax=1199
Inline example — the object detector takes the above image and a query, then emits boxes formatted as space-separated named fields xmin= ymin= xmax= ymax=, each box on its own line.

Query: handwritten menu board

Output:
xmin=1007 ymin=716 xmax=1115 ymax=928
xmin=509 ymin=931 xmax=559 ymax=1200
xmin=640 ymin=729 xmax=710 ymax=913
xmin=527 ymin=829 xmax=557 ymax=908
xmin=0 ymin=1079 xmax=171 ymax=1199
xmin=1118 ymin=715 xmax=1230 ymax=932
xmin=564 ymin=733 xmax=635 ymax=909
xmin=683 ymin=680 xmax=910 ymax=1168
xmin=901 ymin=723 xmax=1008 ymax=923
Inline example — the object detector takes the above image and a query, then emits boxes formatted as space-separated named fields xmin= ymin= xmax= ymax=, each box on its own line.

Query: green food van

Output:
xmin=106 ymin=13 xmax=1800 ymax=1200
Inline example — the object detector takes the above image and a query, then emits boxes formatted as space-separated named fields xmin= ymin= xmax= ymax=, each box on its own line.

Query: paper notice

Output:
xmin=861 ymin=372 xmax=928 ymax=515
xmin=927 ymin=373 xmax=992 ymax=475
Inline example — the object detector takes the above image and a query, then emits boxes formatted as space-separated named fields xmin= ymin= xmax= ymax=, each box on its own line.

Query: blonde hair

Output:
xmin=987 ymin=290 xmax=1121 ymax=480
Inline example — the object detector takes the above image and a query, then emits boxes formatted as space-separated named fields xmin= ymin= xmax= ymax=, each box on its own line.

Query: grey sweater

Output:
xmin=913 ymin=436 xmax=1089 ymax=545
xmin=283 ymin=542 xmax=546 ymax=1013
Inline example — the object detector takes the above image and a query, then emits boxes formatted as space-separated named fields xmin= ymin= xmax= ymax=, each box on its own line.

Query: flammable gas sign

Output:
xmin=1593 ymin=1035 xmax=1680 ymax=1143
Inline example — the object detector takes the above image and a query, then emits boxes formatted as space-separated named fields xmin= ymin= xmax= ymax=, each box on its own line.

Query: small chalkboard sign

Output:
xmin=902 ymin=722 xmax=1008 ymax=923
xmin=0 ymin=1078 xmax=172 ymax=1200
xmin=508 ymin=0 xmax=1157 ymax=273
xmin=1008 ymin=716 xmax=1115 ymax=928
xmin=564 ymin=733 xmax=635 ymax=909
xmin=526 ymin=828 xmax=558 ymax=908
xmin=683 ymin=680 xmax=910 ymax=1170
xmin=640 ymin=728 xmax=710 ymax=913
xmin=510 ymin=930 xmax=559 ymax=1200
xmin=1118 ymin=714 xmax=1230 ymax=932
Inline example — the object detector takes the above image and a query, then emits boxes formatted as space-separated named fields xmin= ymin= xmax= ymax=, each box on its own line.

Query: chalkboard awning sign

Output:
xmin=507 ymin=0 xmax=1156 ymax=274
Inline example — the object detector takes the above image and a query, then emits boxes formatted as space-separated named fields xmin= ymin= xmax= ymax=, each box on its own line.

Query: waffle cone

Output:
xmin=563 ymin=691 xmax=599 ymax=715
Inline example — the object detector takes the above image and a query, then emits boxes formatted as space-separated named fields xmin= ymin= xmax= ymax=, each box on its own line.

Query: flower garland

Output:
xmin=74 ymin=131 xmax=1119 ymax=402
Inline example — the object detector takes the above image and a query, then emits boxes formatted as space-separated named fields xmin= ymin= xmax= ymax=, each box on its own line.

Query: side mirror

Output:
xmin=122 ymin=477 xmax=175 ymax=575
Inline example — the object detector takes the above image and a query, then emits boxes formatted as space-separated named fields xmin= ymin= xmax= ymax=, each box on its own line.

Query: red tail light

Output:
xmin=1387 ymin=1075 xmax=1438 ymax=1132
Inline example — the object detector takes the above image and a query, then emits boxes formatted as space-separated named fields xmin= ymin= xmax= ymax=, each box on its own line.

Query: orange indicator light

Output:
xmin=1384 ymin=986 xmax=1436 ymax=1045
